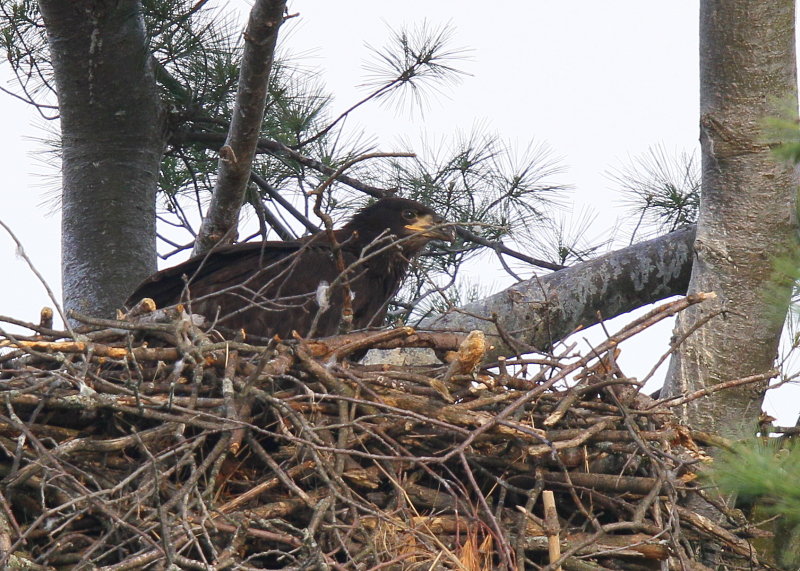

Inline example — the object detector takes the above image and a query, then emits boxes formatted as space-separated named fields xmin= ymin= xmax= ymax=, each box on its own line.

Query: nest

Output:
xmin=0 ymin=296 xmax=776 ymax=570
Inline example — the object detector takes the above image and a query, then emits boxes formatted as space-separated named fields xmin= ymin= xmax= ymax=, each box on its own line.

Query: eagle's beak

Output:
xmin=405 ymin=214 xmax=456 ymax=242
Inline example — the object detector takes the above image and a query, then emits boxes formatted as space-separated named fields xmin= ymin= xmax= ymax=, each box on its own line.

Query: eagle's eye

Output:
xmin=401 ymin=209 xmax=416 ymax=220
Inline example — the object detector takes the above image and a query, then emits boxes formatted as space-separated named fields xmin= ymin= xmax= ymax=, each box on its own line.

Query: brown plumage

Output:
xmin=126 ymin=197 xmax=453 ymax=340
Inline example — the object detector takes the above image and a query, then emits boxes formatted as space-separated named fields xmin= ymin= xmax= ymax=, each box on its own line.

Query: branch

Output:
xmin=192 ymin=0 xmax=288 ymax=256
xmin=653 ymin=369 xmax=779 ymax=409
xmin=0 ymin=220 xmax=73 ymax=337
xmin=179 ymin=131 xmax=393 ymax=198
xmin=456 ymin=226 xmax=566 ymax=272
xmin=421 ymin=225 xmax=696 ymax=360
xmin=247 ymin=188 xmax=295 ymax=241
xmin=249 ymin=171 xmax=320 ymax=234
xmin=179 ymin=131 xmax=574 ymax=272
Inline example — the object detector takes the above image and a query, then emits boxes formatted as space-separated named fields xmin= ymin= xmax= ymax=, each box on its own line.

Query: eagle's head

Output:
xmin=343 ymin=197 xmax=454 ymax=252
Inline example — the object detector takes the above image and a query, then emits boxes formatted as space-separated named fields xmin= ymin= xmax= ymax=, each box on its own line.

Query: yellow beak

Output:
xmin=404 ymin=213 xmax=455 ymax=242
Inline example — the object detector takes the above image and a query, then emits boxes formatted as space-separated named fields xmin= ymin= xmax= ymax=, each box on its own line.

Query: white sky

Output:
xmin=1 ymin=1 xmax=798 ymax=424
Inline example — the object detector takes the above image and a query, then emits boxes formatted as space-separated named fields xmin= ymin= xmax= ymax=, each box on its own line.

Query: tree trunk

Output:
xmin=39 ymin=0 xmax=163 ymax=319
xmin=663 ymin=0 xmax=798 ymax=439
xmin=422 ymin=226 xmax=695 ymax=360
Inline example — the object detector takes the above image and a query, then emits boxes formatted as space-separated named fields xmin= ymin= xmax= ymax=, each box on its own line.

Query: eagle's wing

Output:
xmin=126 ymin=195 xmax=449 ymax=340
xmin=127 ymin=241 xmax=306 ymax=311
xmin=127 ymin=239 xmax=380 ymax=340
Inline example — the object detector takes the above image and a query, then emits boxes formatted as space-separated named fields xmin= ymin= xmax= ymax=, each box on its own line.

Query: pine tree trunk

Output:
xmin=39 ymin=0 xmax=163 ymax=319
xmin=663 ymin=0 xmax=798 ymax=439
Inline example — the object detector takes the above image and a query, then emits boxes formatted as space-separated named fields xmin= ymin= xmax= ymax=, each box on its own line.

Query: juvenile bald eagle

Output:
xmin=126 ymin=197 xmax=453 ymax=340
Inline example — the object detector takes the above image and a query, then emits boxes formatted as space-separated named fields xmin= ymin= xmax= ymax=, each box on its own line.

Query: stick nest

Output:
xmin=0 ymin=300 xmax=775 ymax=570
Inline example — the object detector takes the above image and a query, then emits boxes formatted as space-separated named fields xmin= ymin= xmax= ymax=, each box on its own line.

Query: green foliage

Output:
xmin=0 ymin=0 xmax=55 ymax=117
xmin=761 ymin=243 xmax=800 ymax=334
xmin=362 ymin=22 xmax=470 ymax=115
xmin=711 ymin=441 xmax=800 ymax=567
xmin=143 ymin=0 xmax=242 ymax=113
xmin=609 ymin=144 xmax=700 ymax=241
xmin=383 ymin=130 xmax=564 ymax=244
xmin=765 ymin=117 xmax=800 ymax=164
xmin=535 ymin=207 xmax=611 ymax=265
xmin=373 ymin=129 xmax=566 ymax=320
xmin=764 ymin=99 xmax=800 ymax=164
xmin=713 ymin=442 xmax=800 ymax=512
xmin=765 ymin=108 xmax=800 ymax=341
xmin=395 ymin=274 xmax=489 ymax=326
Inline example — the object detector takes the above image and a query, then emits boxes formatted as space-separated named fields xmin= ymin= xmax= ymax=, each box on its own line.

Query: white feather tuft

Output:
xmin=316 ymin=281 xmax=330 ymax=312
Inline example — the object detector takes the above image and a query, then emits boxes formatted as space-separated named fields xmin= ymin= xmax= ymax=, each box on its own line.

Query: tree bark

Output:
xmin=193 ymin=0 xmax=287 ymax=256
xmin=39 ymin=0 xmax=163 ymax=319
xmin=421 ymin=226 xmax=695 ymax=361
xmin=663 ymin=1 xmax=798 ymax=439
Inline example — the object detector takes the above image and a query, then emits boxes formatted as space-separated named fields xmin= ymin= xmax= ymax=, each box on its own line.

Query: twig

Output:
xmin=0 ymin=219 xmax=73 ymax=336
xmin=652 ymin=369 xmax=779 ymax=409
xmin=542 ymin=490 xmax=562 ymax=571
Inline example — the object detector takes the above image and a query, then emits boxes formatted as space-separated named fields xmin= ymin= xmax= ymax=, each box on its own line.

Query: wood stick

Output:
xmin=543 ymin=490 xmax=562 ymax=571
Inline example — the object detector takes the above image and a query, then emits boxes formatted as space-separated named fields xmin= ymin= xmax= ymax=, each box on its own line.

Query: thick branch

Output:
xmin=421 ymin=226 xmax=695 ymax=360
xmin=193 ymin=0 xmax=287 ymax=256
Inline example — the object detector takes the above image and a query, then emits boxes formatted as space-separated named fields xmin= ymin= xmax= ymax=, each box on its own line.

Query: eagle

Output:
xmin=126 ymin=197 xmax=454 ymax=341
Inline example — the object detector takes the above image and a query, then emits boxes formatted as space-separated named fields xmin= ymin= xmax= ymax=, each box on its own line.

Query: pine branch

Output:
xmin=192 ymin=0 xmax=288 ymax=256
xmin=421 ymin=226 xmax=696 ymax=359
xmin=249 ymin=171 xmax=320 ymax=234
xmin=179 ymin=130 xmax=393 ymax=198
xmin=178 ymin=129 xmax=574 ymax=271
xmin=456 ymin=226 xmax=565 ymax=272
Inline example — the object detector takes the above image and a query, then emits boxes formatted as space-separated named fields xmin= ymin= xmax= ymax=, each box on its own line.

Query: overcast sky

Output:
xmin=2 ymin=2 xmax=797 ymax=423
